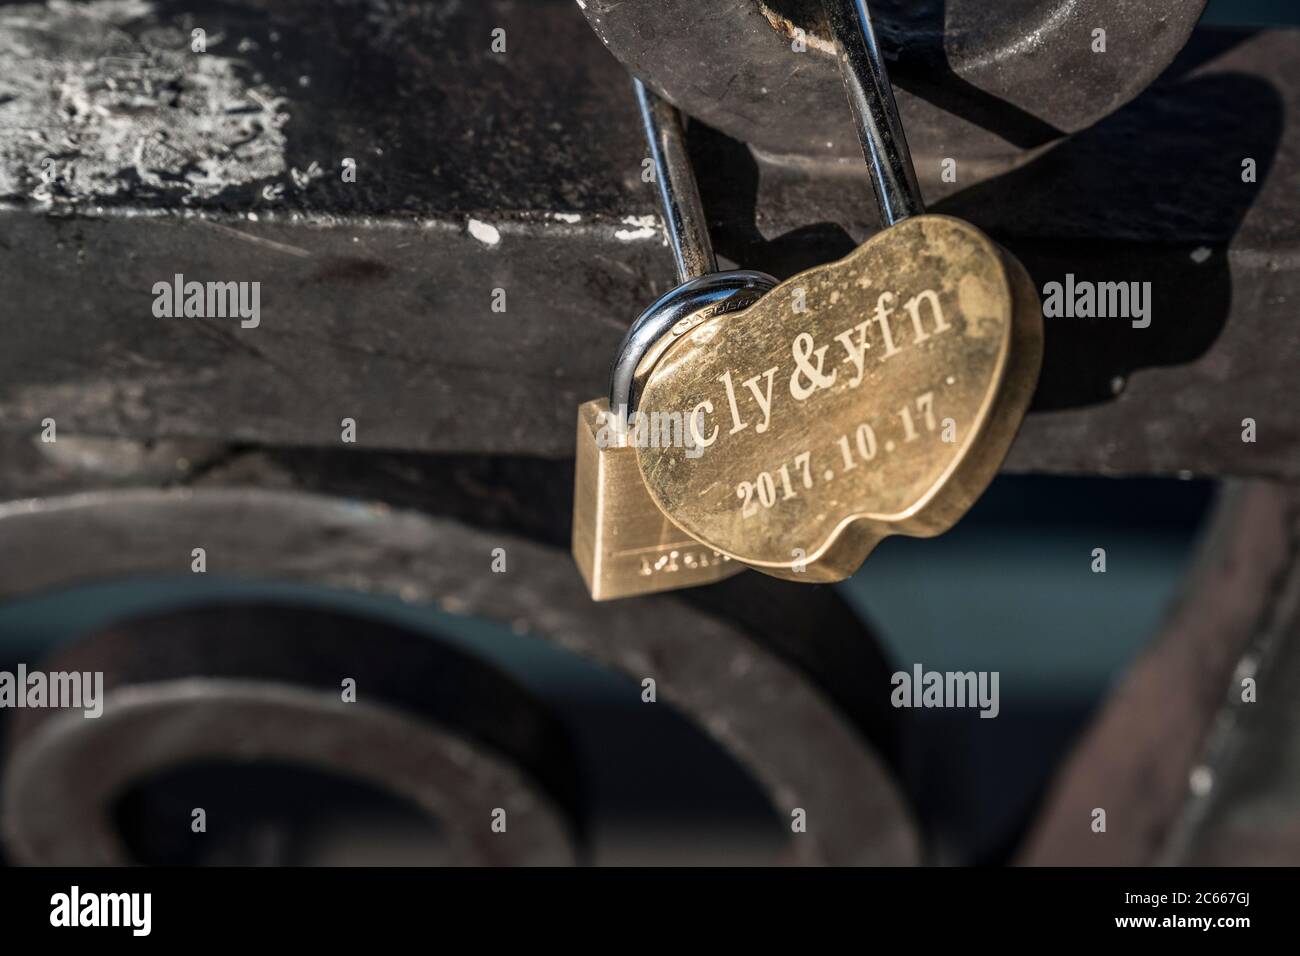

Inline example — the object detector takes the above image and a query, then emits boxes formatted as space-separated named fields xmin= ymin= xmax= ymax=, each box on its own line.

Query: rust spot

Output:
xmin=310 ymin=256 xmax=394 ymax=284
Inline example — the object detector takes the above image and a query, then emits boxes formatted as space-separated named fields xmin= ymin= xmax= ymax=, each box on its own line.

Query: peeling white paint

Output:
xmin=614 ymin=213 xmax=658 ymax=241
xmin=0 ymin=0 xmax=289 ymax=203
xmin=1189 ymin=765 xmax=1214 ymax=796
xmin=467 ymin=218 xmax=501 ymax=246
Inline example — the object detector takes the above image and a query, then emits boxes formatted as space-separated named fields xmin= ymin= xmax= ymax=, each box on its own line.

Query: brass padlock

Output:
xmin=572 ymin=81 xmax=776 ymax=600
xmin=631 ymin=0 xmax=1044 ymax=582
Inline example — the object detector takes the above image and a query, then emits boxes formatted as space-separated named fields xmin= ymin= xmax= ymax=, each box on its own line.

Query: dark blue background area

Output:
xmin=1203 ymin=0 xmax=1299 ymax=26
xmin=841 ymin=474 xmax=1213 ymax=861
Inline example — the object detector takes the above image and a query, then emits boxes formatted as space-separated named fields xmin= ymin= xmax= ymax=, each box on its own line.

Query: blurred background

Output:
xmin=0 ymin=474 xmax=1216 ymax=864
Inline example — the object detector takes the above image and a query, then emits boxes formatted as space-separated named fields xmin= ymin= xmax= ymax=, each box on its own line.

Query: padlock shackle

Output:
xmin=633 ymin=78 xmax=718 ymax=284
xmin=824 ymin=0 xmax=925 ymax=225
xmin=608 ymin=269 xmax=777 ymax=416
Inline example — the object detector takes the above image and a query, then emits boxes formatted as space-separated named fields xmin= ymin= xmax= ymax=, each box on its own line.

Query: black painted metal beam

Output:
xmin=0 ymin=2 xmax=1295 ymax=482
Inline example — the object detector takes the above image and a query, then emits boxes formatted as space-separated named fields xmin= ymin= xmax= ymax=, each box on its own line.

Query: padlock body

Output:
xmin=572 ymin=398 xmax=742 ymax=600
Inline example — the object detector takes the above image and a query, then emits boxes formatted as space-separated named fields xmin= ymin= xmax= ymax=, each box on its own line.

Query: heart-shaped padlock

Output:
xmin=634 ymin=213 xmax=1042 ymax=581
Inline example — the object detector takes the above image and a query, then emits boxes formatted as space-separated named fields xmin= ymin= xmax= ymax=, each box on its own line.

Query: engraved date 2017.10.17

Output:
xmin=734 ymin=386 xmax=955 ymax=518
